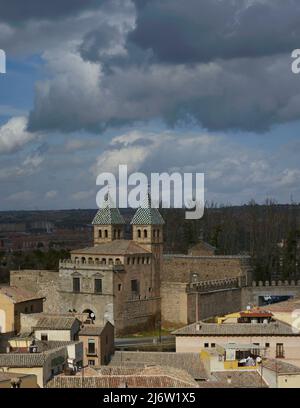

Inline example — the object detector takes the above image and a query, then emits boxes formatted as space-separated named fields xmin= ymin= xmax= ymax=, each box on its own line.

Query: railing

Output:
xmin=59 ymin=259 xmax=124 ymax=271
xmin=187 ymin=277 xmax=240 ymax=293
xmin=252 ymin=280 xmax=300 ymax=287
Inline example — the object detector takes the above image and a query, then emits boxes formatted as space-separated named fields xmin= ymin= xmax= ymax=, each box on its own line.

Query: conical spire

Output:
xmin=92 ymin=193 xmax=125 ymax=225
xmin=131 ymin=193 xmax=165 ymax=225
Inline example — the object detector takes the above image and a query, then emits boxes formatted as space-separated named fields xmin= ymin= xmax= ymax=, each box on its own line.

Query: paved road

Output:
xmin=115 ymin=335 xmax=174 ymax=347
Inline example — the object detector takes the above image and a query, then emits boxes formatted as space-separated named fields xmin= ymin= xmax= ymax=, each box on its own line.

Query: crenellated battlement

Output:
xmin=252 ymin=280 xmax=300 ymax=287
xmin=187 ymin=277 xmax=240 ymax=293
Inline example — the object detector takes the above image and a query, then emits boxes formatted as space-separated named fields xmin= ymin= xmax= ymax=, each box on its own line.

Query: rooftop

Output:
xmin=71 ymin=240 xmax=150 ymax=256
xmin=263 ymin=359 xmax=300 ymax=374
xmin=109 ymin=351 xmax=207 ymax=380
xmin=212 ymin=371 xmax=267 ymax=388
xmin=0 ymin=285 xmax=44 ymax=303
xmin=79 ymin=325 xmax=106 ymax=336
xmin=34 ymin=316 xmax=79 ymax=330
xmin=92 ymin=195 xmax=125 ymax=225
xmin=47 ymin=365 xmax=197 ymax=388
xmin=131 ymin=193 xmax=165 ymax=225
xmin=172 ymin=320 xmax=298 ymax=336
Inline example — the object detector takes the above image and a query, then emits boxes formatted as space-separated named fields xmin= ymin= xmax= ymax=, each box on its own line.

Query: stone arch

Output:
xmin=83 ymin=308 xmax=96 ymax=322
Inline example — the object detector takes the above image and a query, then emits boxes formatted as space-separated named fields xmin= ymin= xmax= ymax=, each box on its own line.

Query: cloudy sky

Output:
xmin=0 ymin=0 xmax=300 ymax=210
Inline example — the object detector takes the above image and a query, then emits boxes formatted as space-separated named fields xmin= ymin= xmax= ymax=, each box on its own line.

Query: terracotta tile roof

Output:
xmin=34 ymin=316 xmax=79 ymax=330
xmin=263 ymin=359 xmax=300 ymax=374
xmin=79 ymin=325 xmax=105 ymax=336
xmin=0 ymin=285 xmax=44 ymax=303
xmin=72 ymin=240 xmax=150 ymax=255
xmin=47 ymin=365 xmax=197 ymax=388
xmin=109 ymin=351 xmax=208 ymax=380
xmin=212 ymin=371 xmax=268 ymax=388
xmin=172 ymin=320 xmax=298 ymax=336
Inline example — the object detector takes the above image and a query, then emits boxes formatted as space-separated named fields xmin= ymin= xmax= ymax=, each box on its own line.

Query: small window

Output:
xmin=211 ymin=343 xmax=216 ymax=348
xmin=118 ymin=230 xmax=121 ymax=239
xmin=157 ymin=229 xmax=160 ymax=238
xmin=98 ymin=230 xmax=102 ymax=238
xmin=88 ymin=339 xmax=96 ymax=354
xmin=265 ymin=343 xmax=270 ymax=348
xmin=73 ymin=277 xmax=80 ymax=293
xmin=144 ymin=229 xmax=148 ymax=238
xmin=118 ymin=284 xmax=122 ymax=291
xmin=113 ymin=229 xmax=116 ymax=239
xmin=41 ymin=334 xmax=48 ymax=341
xmin=138 ymin=229 xmax=141 ymax=238
xmin=94 ymin=278 xmax=102 ymax=294
xmin=131 ymin=279 xmax=139 ymax=294
xmin=88 ymin=360 xmax=95 ymax=366
xmin=127 ymin=258 xmax=130 ymax=265
xmin=104 ymin=230 xmax=108 ymax=238
xmin=204 ymin=343 xmax=209 ymax=348
xmin=101 ymin=258 xmax=106 ymax=265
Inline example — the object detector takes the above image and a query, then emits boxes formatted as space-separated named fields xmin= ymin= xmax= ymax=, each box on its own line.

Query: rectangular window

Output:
xmin=276 ymin=343 xmax=284 ymax=358
xmin=88 ymin=339 xmax=96 ymax=354
xmin=204 ymin=343 xmax=209 ymax=348
xmin=131 ymin=279 xmax=139 ymax=294
xmin=94 ymin=278 xmax=102 ymax=294
xmin=211 ymin=343 xmax=216 ymax=348
xmin=73 ymin=277 xmax=80 ymax=293
xmin=265 ymin=343 xmax=270 ymax=348
xmin=41 ymin=334 xmax=48 ymax=341
xmin=118 ymin=283 xmax=122 ymax=291
xmin=88 ymin=360 xmax=95 ymax=366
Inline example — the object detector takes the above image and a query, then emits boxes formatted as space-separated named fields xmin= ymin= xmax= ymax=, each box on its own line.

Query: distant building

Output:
xmin=188 ymin=240 xmax=216 ymax=256
xmin=0 ymin=338 xmax=83 ymax=387
xmin=0 ymin=286 xmax=44 ymax=335
xmin=79 ymin=321 xmax=114 ymax=367
xmin=173 ymin=313 xmax=300 ymax=364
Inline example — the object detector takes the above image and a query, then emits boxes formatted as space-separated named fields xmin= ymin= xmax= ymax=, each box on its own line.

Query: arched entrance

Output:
xmin=83 ymin=309 xmax=96 ymax=323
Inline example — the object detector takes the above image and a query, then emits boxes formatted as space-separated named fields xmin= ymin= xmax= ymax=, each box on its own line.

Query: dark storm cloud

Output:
xmin=129 ymin=0 xmax=300 ymax=63
xmin=0 ymin=0 xmax=104 ymax=23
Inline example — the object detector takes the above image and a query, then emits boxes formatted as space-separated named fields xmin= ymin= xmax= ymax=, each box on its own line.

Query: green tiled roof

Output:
xmin=131 ymin=193 xmax=165 ymax=225
xmin=92 ymin=195 xmax=125 ymax=225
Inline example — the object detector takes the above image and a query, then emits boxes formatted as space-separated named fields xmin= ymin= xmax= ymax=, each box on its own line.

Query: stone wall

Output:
xmin=187 ymin=288 xmax=242 ymax=323
xmin=10 ymin=270 xmax=61 ymax=314
xmin=162 ymin=255 xmax=252 ymax=284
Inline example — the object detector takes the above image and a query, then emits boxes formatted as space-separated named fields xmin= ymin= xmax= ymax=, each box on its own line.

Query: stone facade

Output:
xmin=161 ymin=255 xmax=252 ymax=328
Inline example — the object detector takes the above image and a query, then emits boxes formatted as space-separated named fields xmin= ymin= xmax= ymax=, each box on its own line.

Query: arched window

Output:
xmin=81 ymin=257 xmax=86 ymax=264
xmin=144 ymin=229 xmax=148 ymax=238
xmin=88 ymin=257 xmax=93 ymax=264
xmin=101 ymin=258 xmax=106 ymax=265
xmin=95 ymin=258 xmax=99 ymax=264
xmin=116 ymin=258 xmax=121 ymax=265
xmin=108 ymin=258 xmax=113 ymax=265
xmin=153 ymin=230 xmax=156 ymax=238
xmin=113 ymin=229 xmax=116 ymax=239
xmin=98 ymin=230 xmax=102 ymax=238
xmin=138 ymin=229 xmax=141 ymax=238
xmin=118 ymin=229 xmax=121 ymax=239
xmin=127 ymin=257 xmax=130 ymax=265
xmin=105 ymin=229 xmax=108 ymax=238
